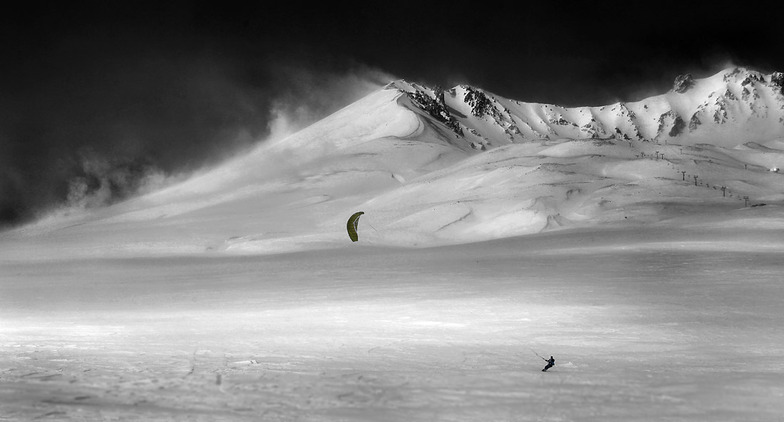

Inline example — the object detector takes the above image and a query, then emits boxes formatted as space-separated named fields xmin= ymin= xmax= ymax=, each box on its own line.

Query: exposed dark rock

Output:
xmin=741 ymin=87 xmax=751 ymax=101
xmin=724 ymin=67 xmax=743 ymax=82
xmin=656 ymin=110 xmax=675 ymax=137
xmin=771 ymin=72 xmax=784 ymax=86
xmin=689 ymin=113 xmax=701 ymax=131
xmin=741 ymin=71 xmax=764 ymax=85
xmin=713 ymin=106 xmax=728 ymax=124
xmin=618 ymin=103 xmax=636 ymax=119
xmin=669 ymin=115 xmax=686 ymax=137
xmin=463 ymin=87 xmax=494 ymax=118
xmin=408 ymin=88 xmax=463 ymax=135
xmin=613 ymin=127 xmax=631 ymax=141
xmin=770 ymin=72 xmax=784 ymax=94
xmin=673 ymin=74 xmax=695 ymax=93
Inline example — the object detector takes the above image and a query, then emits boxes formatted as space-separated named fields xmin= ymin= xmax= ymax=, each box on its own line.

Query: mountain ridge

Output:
xmin=3 ymin=66 xmax=784 ymax=257
xmin=391 ymin=67 xmax=784 ymax=153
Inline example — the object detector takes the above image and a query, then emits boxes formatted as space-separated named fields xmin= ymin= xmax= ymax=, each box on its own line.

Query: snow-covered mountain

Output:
xmin=393 ymin=67 xmax=784 ymax=151
xmin=3 ymin=67 xmax=784 ymax=258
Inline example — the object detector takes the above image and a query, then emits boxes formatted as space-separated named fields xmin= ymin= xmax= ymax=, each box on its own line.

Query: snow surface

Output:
xmin=2 ymin=67 xmax=784 ymax=420
xmin=2 ymin=234 xmax=784 ymax=421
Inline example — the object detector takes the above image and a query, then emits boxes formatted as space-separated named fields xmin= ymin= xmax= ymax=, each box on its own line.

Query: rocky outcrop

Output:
xmin=771 ymin=72 xmax=784 ymax=86
xmin=689 ymin=113 xmax=701 ymax=131
xmin=741 ymin=71 xmax=764 ymax=86
xmin=616 ymin=103 xmax=644 ymax=140
xmin=655 ymin=110 xmax=675 ymax=139
xmin=673 ymin=74 xmax=695 ymax=93
xmin=461 ymin=87 xmax=525 ymax=141
xmin=723 ymin=67 xmax=743 ymax=82
xmin=408 ymin=88 xmax=463 ymax=135
xmin=669 ymin=115 xmax=686 ymax=137
xmin=713 ymin=102 xmax=729 ymax=124
xmin=463 ymin=87 xmax=494 ymax=118
xmin=770 ymin=72 xmax=784 ymax=95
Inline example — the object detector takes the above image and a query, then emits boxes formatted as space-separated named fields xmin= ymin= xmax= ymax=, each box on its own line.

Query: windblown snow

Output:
xmin=2 ymin=67 xmax=784 ymax=421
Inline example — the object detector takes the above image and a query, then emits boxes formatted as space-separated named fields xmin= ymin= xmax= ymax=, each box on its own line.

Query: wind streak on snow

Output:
xmin=435 ymin=209 xmax=473 ymax=232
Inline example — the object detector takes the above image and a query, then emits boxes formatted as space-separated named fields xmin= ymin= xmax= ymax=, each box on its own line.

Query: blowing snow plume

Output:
xmin=0 ymin=11 xmax=391 ymax=229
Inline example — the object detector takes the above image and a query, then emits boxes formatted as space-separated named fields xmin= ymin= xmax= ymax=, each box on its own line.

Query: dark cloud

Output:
xmin=0 ymin=3 xmax=390 ymax=228
xmin=0 ymin=40 xmax=264 ymax=225
xmin=337 ymin=0 xmax=784 ymax=106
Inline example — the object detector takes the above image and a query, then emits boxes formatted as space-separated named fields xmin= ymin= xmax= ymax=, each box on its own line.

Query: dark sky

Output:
xmin=2 ymin=0 xmax=784 ymax=227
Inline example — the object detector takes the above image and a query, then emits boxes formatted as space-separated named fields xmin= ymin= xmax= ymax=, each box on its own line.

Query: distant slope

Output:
xmin=392 ymin=67 xmax=784 ymax=151
xmin=3 ymin=67 xmax=784 ymax=257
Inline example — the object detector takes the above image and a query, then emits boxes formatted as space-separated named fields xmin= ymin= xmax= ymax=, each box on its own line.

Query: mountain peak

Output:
xmin=722 ymin=66 xmax=765 ymax=82
xmin=391 ymin=67 xmax=784 ymax=151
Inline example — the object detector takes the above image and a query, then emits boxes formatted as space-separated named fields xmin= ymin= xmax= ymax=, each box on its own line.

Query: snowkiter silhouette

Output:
xmin=542 ymin=356 xmax=555 ymax=372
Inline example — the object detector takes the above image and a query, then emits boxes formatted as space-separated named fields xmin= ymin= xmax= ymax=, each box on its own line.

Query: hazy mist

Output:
xmin=0 ymin=26 xmax=391 ymax=227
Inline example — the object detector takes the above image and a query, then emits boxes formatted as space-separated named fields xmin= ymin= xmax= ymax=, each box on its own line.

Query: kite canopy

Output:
xmin=346 ymin=211 xmax=364 ymax=242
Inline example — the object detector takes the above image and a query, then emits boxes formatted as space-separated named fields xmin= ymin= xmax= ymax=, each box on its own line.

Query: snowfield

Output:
xmin=2 ymin=68 xmax=784 ymax=420
xmin=2 ymin=233 xmax=784 ymax=421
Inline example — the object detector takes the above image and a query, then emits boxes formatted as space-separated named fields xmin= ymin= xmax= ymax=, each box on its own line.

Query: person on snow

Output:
xmin=542 ymin=356 xmax=555 ymax=372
